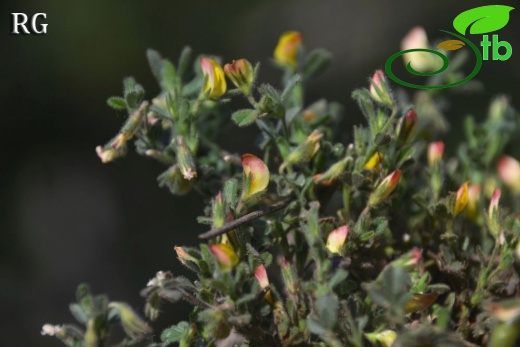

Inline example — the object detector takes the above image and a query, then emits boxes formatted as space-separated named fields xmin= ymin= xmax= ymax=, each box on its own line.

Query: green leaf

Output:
xmin=223 ymin=178 xmax=238 ymax=206
xmin=69 ymin=303 xmax=88 ymax=324
xmin=281 ymin=74 xmax=301 ymax=102
xmin=161 ymin=59 xmax=177 ymax=91
xmin=231 ymin=109 xmax=258 ymax=127
xmin=177 ymin=46 xmax=192 ymax=81
xmin=124 ymin=82 xmax=145 ymax=110
xmin=161 ymin=321 xmax=190 ymax=344
xmin=123 ymin=77 xmax=137 ymax=95
xmin=453 ymin=5 xmax=514 ymax=35
xmin=351 ymin=89 xmax=375 ymax=121
xmin=146 ymin=49 xmax=163 ymax=84
xmin=303 ymin=49 xmax=332 ymax=79
xmin=307 ymin=318 xmax=327 ymax=335
xmin=328 ymin=269 xmax=349 ymax=289
xmin=316 ymin=294 xmax=339 ymax=329
xmin=106 ymin=96 xmax=127 ymax=110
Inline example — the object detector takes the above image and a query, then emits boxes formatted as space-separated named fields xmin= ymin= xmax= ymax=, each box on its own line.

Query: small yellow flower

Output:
xmin=200 ymin=57 xmax=227 ymax=99
xmin=241 ymin=154 xmax=270 ymax=201
xmin=210 ymin=244 xmax=239 ymax=270
xmin=274 ymin=31 xmax=302 ymax=67
xmin=326 ymin=225 xmax=349 ymax=253
xmin=453 ymin=181 xmax=469 ymax=216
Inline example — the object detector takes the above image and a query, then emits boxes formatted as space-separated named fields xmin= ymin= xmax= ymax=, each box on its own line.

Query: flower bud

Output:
xmin=280 ymin=257 xmax=297 ymax=295
xmin=241 ymin=154 xmax=270 ymax=201
xmin=365 ymin=330 xmax=397 ymax=347
xmin=273 ymin=31 xmax=302 ymax=67
xmin=364 ymin=152 xmax=383 ymax=170
xmin=281 ymin=130 xmax=323 ymax=171
xmin=174 ymin=246 xmax=198 ymax=267
xmin=108 ymin=302 xmax=152 ymax=339
xmin=326 ymin=225 xmax=349 ymax=253
xmin=488 ymin=188 xmax=501 ymax=238
xmin=210 ymin=244 xmax=239 ymax=270
xmin=401 ymin=26 xmax=442 ymax=72
xmin=85 ymin=319 xmax=99 ymax=347
xmin=176 ymin=136 xmax=197 ymax=180
xmin=224 ymin=59 xmax=254 ymax=95
xmin=96 ymin=145 xmax=124 ymax=164
xmin=427 ymin=141 xmax=444 ymax=167
xmin=397 ymin=109 xmax=418 ymax=145
xmin=391 ymin=248 xmax=421 ymax=271
xmin=212 ymin=192 xmax=225 ymax=228
xmin=453 ymin=181 xmax=469 ymax=216
xmin=497 ymin=155 xmax=520 ymax=194
xmin=157 ymin=165 xmax=192 ymax=195
xmin=200 ymin=57 xmax=227 ymax=99
xmin=488 ymin=95 xmax=510 ymax=121
xmin=466 ymin=184 xmax=481 ymax=221
xmin=369 ymin=70 xmax=394 ymax=107
xmin=314 ymin=157 xmax=349 ymax=185
xmin=254 ymin=264 xmax=273 ymax=304
xmin=368 ymin=169 xmax=401 ymax=207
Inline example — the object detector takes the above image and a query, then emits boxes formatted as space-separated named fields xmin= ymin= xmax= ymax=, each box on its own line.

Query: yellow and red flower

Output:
xmin=200 ymin=57 xmax=227 ymax=99
xmin=326 ymin=225 xmax=349 ymax=253
xmin=274 ymin=31 xmax=302 ymax=67
xmin=241 ymin=154 xmax=270 ymax=201
xmin=453 ymin=181 xmax=469 ymax=216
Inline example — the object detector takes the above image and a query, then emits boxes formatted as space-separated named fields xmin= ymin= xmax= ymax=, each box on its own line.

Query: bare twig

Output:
xmin=198 ymin=199 xmax=291 ymax=239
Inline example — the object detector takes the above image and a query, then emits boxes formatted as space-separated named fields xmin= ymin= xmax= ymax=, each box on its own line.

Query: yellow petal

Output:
xmin=200 ymin=57 xmax=227 ymax=98
xmin=454 ymin=181 xmax=469 ymax=216
xmin=210 ymin=244 xmax=239 ymax=270
xmin=364 ymin=152 xmax=383 ymax=170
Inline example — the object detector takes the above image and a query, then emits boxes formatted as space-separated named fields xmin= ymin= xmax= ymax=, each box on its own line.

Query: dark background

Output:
xmin=1 ymin=1 xmax=519 ymax=345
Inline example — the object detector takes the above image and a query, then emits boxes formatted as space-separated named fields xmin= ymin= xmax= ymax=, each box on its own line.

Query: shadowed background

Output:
xmin=1 ymin=0 xmax=519 ymax=345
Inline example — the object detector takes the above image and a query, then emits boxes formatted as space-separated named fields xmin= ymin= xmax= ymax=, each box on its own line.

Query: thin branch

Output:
xmin=198 ymin=199 xmax=291 ymax=239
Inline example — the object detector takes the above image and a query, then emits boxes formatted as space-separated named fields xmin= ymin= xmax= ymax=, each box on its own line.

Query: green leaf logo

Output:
xmin=453 ymin=5 xmax=514 ymax=35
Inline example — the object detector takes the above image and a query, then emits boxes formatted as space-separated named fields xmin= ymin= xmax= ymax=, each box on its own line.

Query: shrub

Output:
xmin=43 ymin=30 xmax=520 ymax=347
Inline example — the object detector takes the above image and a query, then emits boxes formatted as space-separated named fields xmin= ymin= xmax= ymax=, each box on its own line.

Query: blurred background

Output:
xmin=1 ymin=0 xmax=519 ymax=345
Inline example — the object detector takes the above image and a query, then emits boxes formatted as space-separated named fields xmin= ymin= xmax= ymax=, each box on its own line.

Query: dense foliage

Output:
xmin=43 ymin=30 xmax=520 ymax=347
